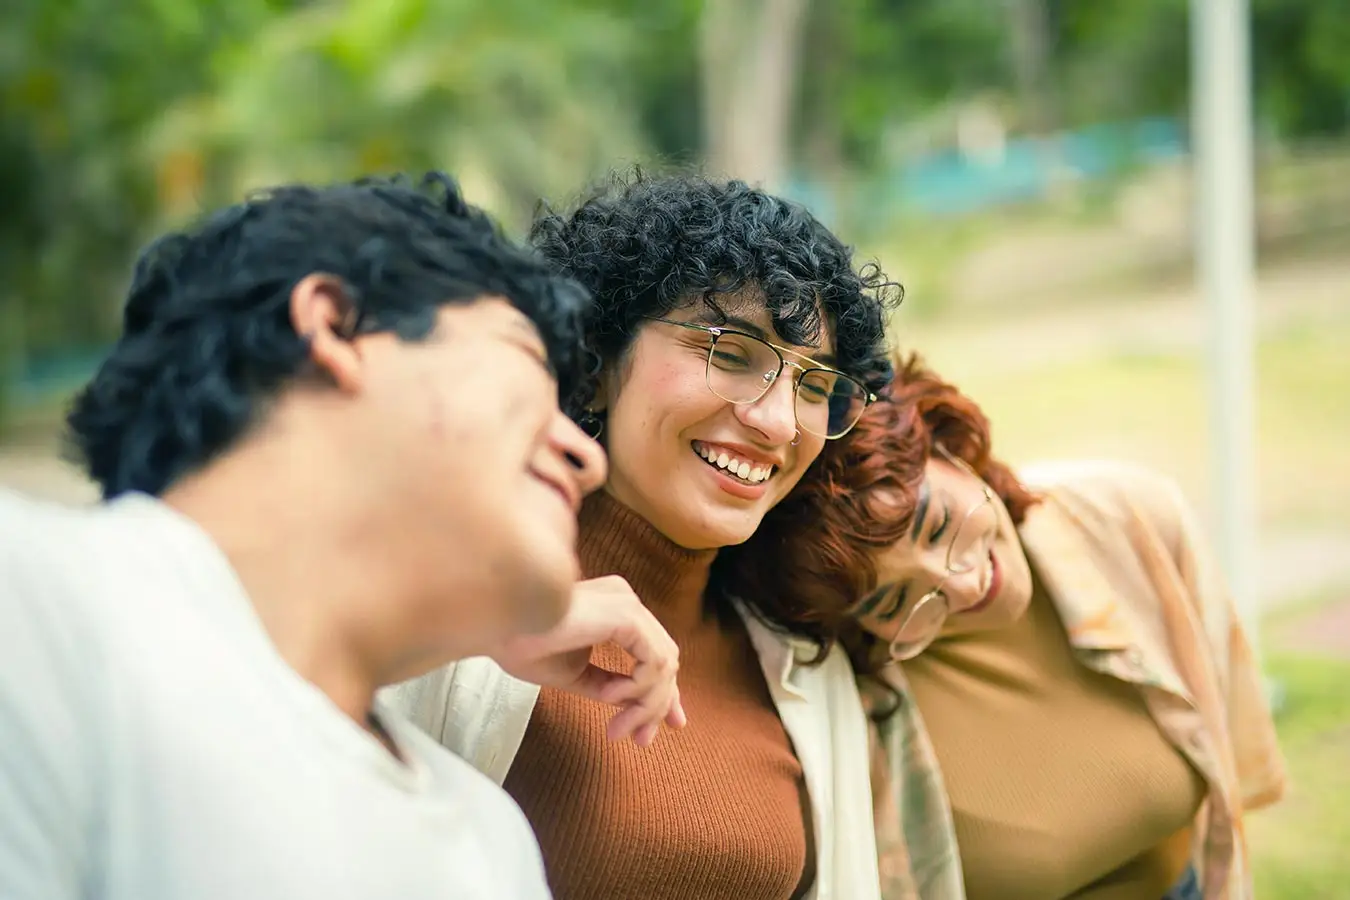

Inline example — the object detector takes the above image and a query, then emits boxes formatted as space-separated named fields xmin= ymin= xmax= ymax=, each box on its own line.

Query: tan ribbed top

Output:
xmin=903 ymin=578 xmax=1206 ymax=900
xmin=503 ymin=491 xmax=815 ymax=900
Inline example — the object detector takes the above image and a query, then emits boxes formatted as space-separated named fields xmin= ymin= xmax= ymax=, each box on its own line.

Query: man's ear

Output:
xmin=290 ymin=273 xmax=364 ymax=394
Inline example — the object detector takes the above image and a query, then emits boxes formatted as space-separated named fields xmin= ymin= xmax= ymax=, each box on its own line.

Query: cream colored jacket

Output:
xmin=383 ymin=604 xmax=883 ymax=900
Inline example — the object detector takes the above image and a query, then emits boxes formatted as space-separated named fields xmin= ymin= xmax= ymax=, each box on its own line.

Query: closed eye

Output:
xmin=711 ymin=347 xmax=752 ymax=369
xmin=513 ymin=341 xmax=556 ymax=380
xmin=929 ymin=505 xmax=951 ymax=543
xmin=872 ymin=583 xmax=910 ymax=622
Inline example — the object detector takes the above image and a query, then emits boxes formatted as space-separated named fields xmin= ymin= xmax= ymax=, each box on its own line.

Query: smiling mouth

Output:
xmin=691 ymin=441 xmax=777 ymax=486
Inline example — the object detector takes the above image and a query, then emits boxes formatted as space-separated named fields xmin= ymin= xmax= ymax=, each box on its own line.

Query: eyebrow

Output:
xmin=694 ymin=311 xmax=839 ymax=367
xmin=501 ymin=316 xmax=556 ymax=371
xmin=909 ymin=480 xmax=932 ymax=541
xmin=855 ymin=584 xmax=890 ymax=617
xmin=505 ymin=316 xmax=548 ymax=350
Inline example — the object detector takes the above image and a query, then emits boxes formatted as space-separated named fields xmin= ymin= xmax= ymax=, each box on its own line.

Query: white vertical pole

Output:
xmin=1191 ymin=0 xmax=1261 ymax=652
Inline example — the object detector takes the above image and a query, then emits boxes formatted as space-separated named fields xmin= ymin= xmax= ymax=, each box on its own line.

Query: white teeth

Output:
xmin=694 ymin=443 xmax=775 ymax=485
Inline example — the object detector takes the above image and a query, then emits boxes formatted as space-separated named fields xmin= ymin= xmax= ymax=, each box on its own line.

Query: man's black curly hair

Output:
xmin=67 ymin=172 xmax=592 ymax=500
xmin=530 ymin=169 xmax=902 ymax=417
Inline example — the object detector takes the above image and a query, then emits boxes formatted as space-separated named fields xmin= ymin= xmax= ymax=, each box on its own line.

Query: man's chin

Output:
xmin=511 ymin=571 xmax=576 ymax=636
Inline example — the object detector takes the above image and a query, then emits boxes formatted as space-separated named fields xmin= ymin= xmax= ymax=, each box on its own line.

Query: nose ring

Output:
xmin=791 ymin=430 xmax=801 ymax=447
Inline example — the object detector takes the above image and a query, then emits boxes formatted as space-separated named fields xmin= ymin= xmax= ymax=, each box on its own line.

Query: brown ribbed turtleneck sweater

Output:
xmin=503 ymin=491 xmax=815 ymax=900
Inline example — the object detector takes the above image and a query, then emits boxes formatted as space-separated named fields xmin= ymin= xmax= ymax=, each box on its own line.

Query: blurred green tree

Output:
xmin=0 ymin=0 xmax=278 ymax=425
xmin=1252 ymin=0 xmax=1350 ymax=138
xmin=151 ymin=0 xmax=646 ymax=230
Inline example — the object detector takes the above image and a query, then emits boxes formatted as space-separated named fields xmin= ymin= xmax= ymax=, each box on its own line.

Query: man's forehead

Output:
xmin=442 ymin=296 xmax=543 ymax=340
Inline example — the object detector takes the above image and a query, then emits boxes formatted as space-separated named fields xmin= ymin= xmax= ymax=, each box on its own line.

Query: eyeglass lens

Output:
xmin=705 ymin=332 xmax=868 ymax=438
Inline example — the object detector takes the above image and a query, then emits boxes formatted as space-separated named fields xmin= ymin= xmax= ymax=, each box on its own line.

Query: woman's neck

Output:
xmin=577 ymin=490 xmax=718 ymax=634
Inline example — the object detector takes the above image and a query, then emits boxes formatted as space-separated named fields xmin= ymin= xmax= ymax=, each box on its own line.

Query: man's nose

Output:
xmin=552 ymin=411 xmax=607 ymax=496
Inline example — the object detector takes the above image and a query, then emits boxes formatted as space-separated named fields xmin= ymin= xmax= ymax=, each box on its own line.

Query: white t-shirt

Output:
xmin=0 ymin=490 xmax=551 ymax=900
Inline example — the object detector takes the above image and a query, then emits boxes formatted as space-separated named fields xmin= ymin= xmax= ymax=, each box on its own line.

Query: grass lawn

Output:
xmin=1248 ymin=645 xmax=1350 ymax=897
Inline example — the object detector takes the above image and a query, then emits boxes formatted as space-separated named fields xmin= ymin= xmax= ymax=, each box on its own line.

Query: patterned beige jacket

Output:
xmin=866 ymin=460 xmax=1287 ymax=900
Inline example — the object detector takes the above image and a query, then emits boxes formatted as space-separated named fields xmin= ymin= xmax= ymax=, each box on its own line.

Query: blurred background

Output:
xmin=2 ymin=0 xmax=1347 ymax=893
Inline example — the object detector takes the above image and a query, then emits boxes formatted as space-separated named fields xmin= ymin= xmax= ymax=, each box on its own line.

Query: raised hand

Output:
xmin=490 ymin=575 xmax=685 ymax=747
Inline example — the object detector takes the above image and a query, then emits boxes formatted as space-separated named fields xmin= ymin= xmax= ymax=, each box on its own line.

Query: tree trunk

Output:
xmin=700 ymin=0 xmax=810 ymax=190
xmin=1004 ymin=0 xmax=1068 ymax=191
xmin=1004 ymin=0 xmax=1057 ymax=136
xmin=799 ymin=0 xmax=848 ymax=187
xmin=0 ymin=294 xmax=25 ymax=437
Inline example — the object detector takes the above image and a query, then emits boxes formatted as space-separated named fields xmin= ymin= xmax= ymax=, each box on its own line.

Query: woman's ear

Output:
xmin=592 ymin=367 xmax=615 ymax=413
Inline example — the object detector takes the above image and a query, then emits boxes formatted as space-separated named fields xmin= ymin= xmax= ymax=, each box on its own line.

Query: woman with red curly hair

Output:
xmin=729 ymin=353 xmax=1286 ymax=900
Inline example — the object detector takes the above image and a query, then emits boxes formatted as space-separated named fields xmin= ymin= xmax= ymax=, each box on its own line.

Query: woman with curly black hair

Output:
xmin=389 ymin=171 xmax=903 ymax=900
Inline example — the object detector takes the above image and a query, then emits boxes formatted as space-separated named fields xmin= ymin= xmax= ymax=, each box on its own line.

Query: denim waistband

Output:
xmin=1162 ymin=865 xmax=1202 ymax=900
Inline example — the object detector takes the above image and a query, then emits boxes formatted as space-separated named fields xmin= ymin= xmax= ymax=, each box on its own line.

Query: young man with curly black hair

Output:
xmin=390 ymin=171 xmax=903 ymax=900
xmin=0 ymin=173 xmax=684 ymax=900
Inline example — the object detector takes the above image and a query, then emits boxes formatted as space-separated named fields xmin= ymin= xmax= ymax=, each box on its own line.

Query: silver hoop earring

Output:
xmin=791 ymin=430 xmax=801 ymax=447
xmin=577 ymin=410 xmax=605 ymax=440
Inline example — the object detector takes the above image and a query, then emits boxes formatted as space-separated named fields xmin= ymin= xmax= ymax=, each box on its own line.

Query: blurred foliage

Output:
xmin=2 ymin=0 xmax=1348 ymax=426
xmin=1 ymin=0 xmax=280 ymax=423
xmin=154 ymin=0 xmax=646 ymax=222
xmin=1252 ymin=0 xmax=1350 ymax=137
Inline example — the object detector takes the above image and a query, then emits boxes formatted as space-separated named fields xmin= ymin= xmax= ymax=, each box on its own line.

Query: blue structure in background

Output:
xmin=10 ymin=348 xmax=108 ymax=405
xmin=786 ymin=116 xmax=1188 ymax=227
xmin=896 ymin=117 xmax=1186 ymax=215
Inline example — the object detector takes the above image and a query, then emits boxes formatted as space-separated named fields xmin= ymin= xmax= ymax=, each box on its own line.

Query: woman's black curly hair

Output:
xmin=530 ymin=169 xmax=902 ymax=417
xmin=531 ymin=168 xmax=903 ymax=645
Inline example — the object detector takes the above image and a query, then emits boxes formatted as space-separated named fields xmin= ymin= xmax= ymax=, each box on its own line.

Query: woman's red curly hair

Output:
xmin=719 ymin=351 xmax=1038 ymax=662
xmin=891 ymin=352 xmax=1039 ymax=526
